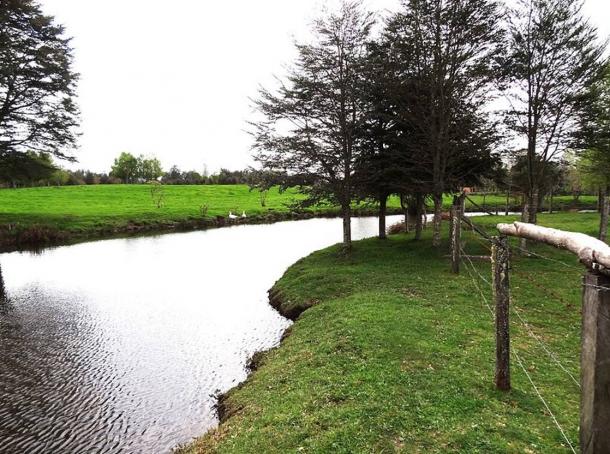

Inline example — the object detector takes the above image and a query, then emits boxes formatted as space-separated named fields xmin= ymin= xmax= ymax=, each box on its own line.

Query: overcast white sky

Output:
xmin=40 ymin=0 xmax=610 ymax=174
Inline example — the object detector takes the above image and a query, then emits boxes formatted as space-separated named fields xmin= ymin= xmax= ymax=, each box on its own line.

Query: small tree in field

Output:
xmin=149 ymin=181 xmax=165 ymax=208
xmin=110 ymin=152 xmax=138 ymax=183
xmin=137 ymin=155 xmax=163 ymax=181
xmin=251 ymin=1 xmax=374 ymax=252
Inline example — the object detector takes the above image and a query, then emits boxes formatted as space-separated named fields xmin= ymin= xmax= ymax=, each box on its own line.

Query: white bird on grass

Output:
xmin=241 ymin=211 xmax=247 ymax=218
xmin=228 ymin=211 xmax=238 ymax=219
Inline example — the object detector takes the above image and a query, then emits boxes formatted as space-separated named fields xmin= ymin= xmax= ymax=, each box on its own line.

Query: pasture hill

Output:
xmin=0 ymin=184 xmax=596 ymax=251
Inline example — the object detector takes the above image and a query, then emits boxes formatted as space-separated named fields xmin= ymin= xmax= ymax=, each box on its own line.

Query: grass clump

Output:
xmin=179 ymin=212 xmax=596 ymax=453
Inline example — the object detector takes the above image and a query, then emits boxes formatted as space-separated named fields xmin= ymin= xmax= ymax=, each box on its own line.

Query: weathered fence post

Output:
xmin=599 ymin=187 xmax=609 ymax=243
xmin=581 ymin=272 xmax=610 ymax=454
xmin=519 ymin=204 xmax=529 ymax=253
xmin=492 ymin=236 xmax=510 ymax=391
xmin=451 ymin=202 xmax=461 ymax=274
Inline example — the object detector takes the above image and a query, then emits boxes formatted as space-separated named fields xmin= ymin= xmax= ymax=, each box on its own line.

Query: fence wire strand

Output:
xmin=513 ymin=349 xmax=578 ymax=453
xmin=583 ymin=283 xmax=610 ymax=292
xmin=511 ymin=305 xmax=580 ymax=388
xmin=510 ymin=243 xmax=583 ymax=272
xmin=460 ymin=255 xmax=494 ymax=317
xmin=459 ymin=239 xmax=578 ymax=452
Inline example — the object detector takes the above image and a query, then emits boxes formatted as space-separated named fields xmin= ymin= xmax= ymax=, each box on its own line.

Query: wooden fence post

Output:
xmin=599 ymin=187 xmax=609 ymax=243
xmin=519 ymin=204 xmax=529 ymax=253
xmin=581 ymin=272 xmax=610 ymax=453
xmin=492 ymin=236 xmax=510 ymax=391
xmin=451 ymin=203 xmax=461 ymax=274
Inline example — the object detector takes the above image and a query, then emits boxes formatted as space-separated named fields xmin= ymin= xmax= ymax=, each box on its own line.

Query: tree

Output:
xmin=137 ymin=155 xmax=163 ymax=181
xmin=0 ymin=151 xmax=56 ymax=186
xmin=381 ymin=0 xmax=504 ymax=246
xmin=110 ymin=152 xmax=138 ymax=183
xmin=0 ymin=0 xmax=79 ymax=161
xmin=84 ymin=170 xmax=97 ymax=185
xmin=575 ymin=63 xmax=610 ymax=240
xmin=162 ymin=165 xmax=183 ymax=184
xmin=502 ymin=0 xmax=606 ymax=224
xmin=509 ymin=152 xmax=565 ymax=209
xmin=353 ymin=40 xmax=404 ymax=240
xmin=182 ymin=170 xmax=203 ymax=185
xmin=251 ymin=1 xmax=374 ymax=251
xmin=248 ymin=169 xmax=285 ymax=208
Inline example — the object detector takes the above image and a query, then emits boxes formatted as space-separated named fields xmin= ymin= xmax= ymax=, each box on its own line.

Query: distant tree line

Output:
xmin=0 ymin=149 xmax=272 ymax=187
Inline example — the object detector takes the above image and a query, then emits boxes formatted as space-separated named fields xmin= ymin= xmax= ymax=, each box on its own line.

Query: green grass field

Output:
xmin=180 ymin=212 xmax=601 ymax=453
xmin=0 ymin=184 xmax=306 ymax=232
xmin=0 ymin=184 xmax=598 ymax=249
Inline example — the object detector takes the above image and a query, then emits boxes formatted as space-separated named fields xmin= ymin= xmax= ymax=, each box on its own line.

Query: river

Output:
xmin=0 ymin=215 xmax=405 ymax=453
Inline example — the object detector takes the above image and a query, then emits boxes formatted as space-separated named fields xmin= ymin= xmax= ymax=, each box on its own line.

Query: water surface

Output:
xmin=0 ymin=215 xmax=401 ymax=453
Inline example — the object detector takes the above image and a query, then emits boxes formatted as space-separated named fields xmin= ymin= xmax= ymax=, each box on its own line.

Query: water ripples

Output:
xmin=0 ymin=216 xmax=399 ymax=452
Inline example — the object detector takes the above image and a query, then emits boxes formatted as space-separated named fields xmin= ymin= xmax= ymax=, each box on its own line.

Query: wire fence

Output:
xmin=459 ymin=217 xmax=580 ymax=452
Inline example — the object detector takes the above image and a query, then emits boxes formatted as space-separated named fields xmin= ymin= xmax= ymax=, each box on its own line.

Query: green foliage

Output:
xmin=109 ymin=152 xmax=163 ymax=183
xmin=149 ymin=181 xmax=165 ymax=208
xmin=0 ymin=0 xmax=80 ymax=160
xmin=502 ymin=0 xmax=606 ymax=218
xmin=138 ymin=155 xmax=163 ymax=181
xmin=576 ymin=63 xmax=610 ymax=190
xmin=110 ymin=152 xmax=139 ymax=183
xmin=251 ymin=1 xmax=375 ymax=223
xmin=578 ymin=150 xmax=610 ymax=190
xmin=0 ymin=152 xmax=56 ymax=186
xmin=180 ymin=212 xmax=597 ymax=453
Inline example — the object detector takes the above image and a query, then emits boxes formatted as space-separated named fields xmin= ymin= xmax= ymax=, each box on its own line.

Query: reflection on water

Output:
xmin=0 ymin=264 xmax=5 ymax=302
xmin=0 ymin=215 xmax=401 ymax=453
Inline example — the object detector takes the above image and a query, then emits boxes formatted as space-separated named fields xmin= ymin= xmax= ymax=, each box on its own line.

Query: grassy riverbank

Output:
xmin=180 ymin=212 xmax=599 ymax=453
xmin=0 ymin=184 xmax=597 ymax=250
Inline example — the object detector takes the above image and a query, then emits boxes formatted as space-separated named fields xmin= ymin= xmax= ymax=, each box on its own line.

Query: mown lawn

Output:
xmin=0 ymin=183 xmax=597 ymax=236
xmin=180 ymin=212 xmax=602 ymax=453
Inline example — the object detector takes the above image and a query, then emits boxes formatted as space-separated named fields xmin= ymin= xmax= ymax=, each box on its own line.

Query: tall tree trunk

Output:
xmin=378 ymin=194 xmax=387 ymax=240
xmin=449 ymin=198 xmax=454 ymax=244
xmin=342 ymin=203 xmax=352 ymax=252
xmin=600 ymin=187 xmax=609 ymax=243
xmin=432 ymin=192 xmax=442 ymax=247
xmin=528 ymin=186 xmax=539 ymax=224
xmin=599 ymin=188 xmax=604 ymax=213
xmin=415 ymin=193 xmax=424 ymax=241
xmin=549 ymin=188 xmax=554 ymax=214
xmin=400 ymin=194 xmax=410 ymax=233
xmin=505 ymin=188 xmax=510 ymax=216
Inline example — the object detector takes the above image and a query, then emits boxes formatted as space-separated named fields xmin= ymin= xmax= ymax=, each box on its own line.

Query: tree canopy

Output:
xmin=251 ymin=1 xmax=375 ymax=250
xmin=0 ymin=0 xmax=80 ymax=161
xmin=502 ymin=0 xmax=606 ymax=223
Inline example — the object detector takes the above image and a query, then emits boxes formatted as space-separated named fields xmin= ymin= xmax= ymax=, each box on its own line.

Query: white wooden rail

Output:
xmin=497 ymin=221 xmax=610 ymax=274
